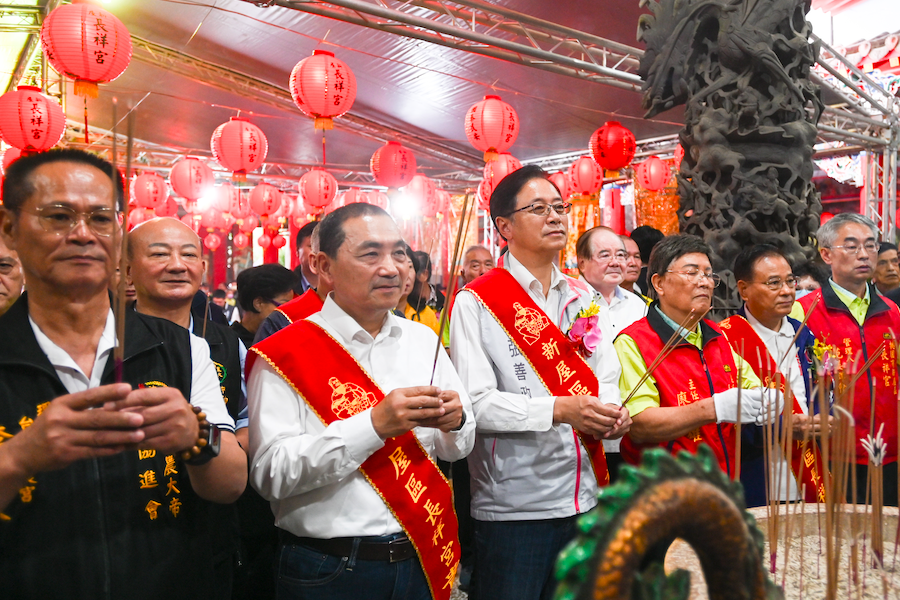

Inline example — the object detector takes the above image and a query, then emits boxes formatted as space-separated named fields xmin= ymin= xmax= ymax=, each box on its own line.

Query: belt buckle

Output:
xmin=388 ymin=538 xmax=405 ymax=563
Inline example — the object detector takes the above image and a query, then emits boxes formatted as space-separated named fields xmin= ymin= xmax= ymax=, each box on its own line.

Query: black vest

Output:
xmin=0 ymin=295 xmax=228 ymax=600
xmin=192 ymin=316 xmax=243 ymax=422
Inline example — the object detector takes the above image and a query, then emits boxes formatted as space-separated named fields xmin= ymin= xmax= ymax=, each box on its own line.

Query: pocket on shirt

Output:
xmin=277 ymin=543 xmax=348 ymax=587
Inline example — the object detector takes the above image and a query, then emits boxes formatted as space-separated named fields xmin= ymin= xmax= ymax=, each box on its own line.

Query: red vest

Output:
xmin=620 ymin=309 xmax=738 ymax=476
xmin=799 ymin=283 xmax=900 ymax=464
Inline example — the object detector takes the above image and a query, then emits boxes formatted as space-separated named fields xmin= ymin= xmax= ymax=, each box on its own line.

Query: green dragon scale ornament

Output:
xmin=554 ymin=446 xmax=783 ymax=600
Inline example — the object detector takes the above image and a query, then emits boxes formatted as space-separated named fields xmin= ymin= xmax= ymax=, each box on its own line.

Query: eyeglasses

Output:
xmin=594 ymin=250 xmax=627 ymax=262
xmin=666 ymin=269 xmax=722 ymax=287
xmin=754 ymin=276 xmax=798 ymax=291
xmin=509 ymin=202 xmax=571 ymax=217
xmin=23 ymin=205 xmax=119 ymax=237
xmin=830 ymin=241 xmax=880 ymax=255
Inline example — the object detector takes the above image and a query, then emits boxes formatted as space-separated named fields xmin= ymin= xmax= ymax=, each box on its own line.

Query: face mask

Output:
xmin=795 ymin=289 xmax=812 ymax=299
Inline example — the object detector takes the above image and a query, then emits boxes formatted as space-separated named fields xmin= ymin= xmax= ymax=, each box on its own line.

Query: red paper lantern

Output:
xmin=239 ymin=217 xmax=258 ymax=233
xmin=299 ymin=168 xmax=337 ymax=209
xmin=200 ymin=208 xmax=226 ymax=230
xmin=272 ymin=234 xmax=287 ymax=249
xmin=405 ymin=174 xmax=436 ymax=208
xmin=477 ymin=179 xmax=491 ymax=211
xmin=1 ymin=147 xmax=22 ymax=175
xmin=289 ymin=50 xmax=357 ymax=131
xmin=155 ymin=196 xmax=179 ymax=218
xmin=169 ymin=158 xmax=214 ymax=202
xmin=362 ymin=190 xmax=389 ymax=210
xmin=40 ymin=2 xmax=132 ymax=98
xmin=464 ymin=95 xmax=519 ymax=162
xmin=0 ymin=86 xmax=66 ymax=151
xmin=233 ymin=232 xmax=249 ymax=248
xmin=634 ymin=156 xmax=671 ymax=192
xmin=180 ymin=214 xmax=199 ymax=232
xmin=204 ymin=233 xmax=222 ymax=251
xmin=249 ymin=183 xmax=282 ymax=216
xmin=132 ymin=173 xmax=168 ymax=209
xmin=589 ymin=121 xmax=636 ymax=171
xmin=127 ymin=207 xmax=152 ymax=230
xmin=230 ymin=194 xmax=251 ymax=219
xmin=341 ymin=187 xmax=362 ymax=206
xmin=673 ymin=144 xmax=685 ymax=170
xmin=257 ymin=233 xmax=272 ymax=249
xmin=423 ymin=188 xmax=450 ymax=218
xmin=567 ymin=156 xmax=603 ymax=196
xmin=370 ymin=141 xmax=416 ymax=189
xmin=548 ymin=171 xmax=570 ymax=200
xmin=482 ymin=153 xmax=522 ymax=201
xmin=210 ymin=117 xmax=268 ymax=177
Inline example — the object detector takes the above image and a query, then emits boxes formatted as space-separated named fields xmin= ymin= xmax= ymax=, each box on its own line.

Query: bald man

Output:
xmin=0 ymin=235 xmax=23 ymax=317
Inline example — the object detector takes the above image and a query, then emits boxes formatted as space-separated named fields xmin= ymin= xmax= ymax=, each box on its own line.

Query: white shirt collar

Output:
xmin=29 ymin=308 xmax=117 ymax=386
xmin=319 ymin=294 xmax=403 ymax=345
xmin=505 ymin=250 xmax=566 ymax=298
xmin=744 ymin=307 xmax=794 ymax=340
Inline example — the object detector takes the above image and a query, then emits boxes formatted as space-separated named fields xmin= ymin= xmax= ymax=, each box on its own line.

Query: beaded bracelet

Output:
xmin=180 ymin=405 xmax=210 ymax=462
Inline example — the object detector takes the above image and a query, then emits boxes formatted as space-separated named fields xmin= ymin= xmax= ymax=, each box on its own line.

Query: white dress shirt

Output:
xmin=450 ymin=251 xmax=621 ymax=520
xmin=248 ymin=296 xmax=475 ymax=538
xmin=30 ymin=309 xmax=234 ymax=430
xmin=595 ymin=285 xmax=648 ymax=337
xmin=745 ymin=309 xmax=808 ymax=502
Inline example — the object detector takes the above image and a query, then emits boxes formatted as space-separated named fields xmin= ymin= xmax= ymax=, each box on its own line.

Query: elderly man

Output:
xmin=620 ymin=235 xmax=647 ymax=300
xmin=0 ymin=149 xmax=245 ymax=599
xmin=460 ymin=245 xmax=494 ymax=284
xmin=797 ymin=213 xmax=900 ymax=506
xmin=292 ymin=221 xmax=318 ymax=295
xmin=248 ymin=202 xmax=475 ymax=600
xmin=615 ymin=234 xmax=772 ymax=476
xmin=0 ymin=234 xmax=23 ymax=316
xmin=451 ymin=165 xmax=628 ymax=600
xmin=719 ymin=245 xmax=830 ymax=507
xmin=872 ymin=241 xmax=900 ymax=295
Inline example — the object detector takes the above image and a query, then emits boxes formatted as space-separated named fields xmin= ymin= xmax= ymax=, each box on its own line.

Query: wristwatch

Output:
xmin=185 ymin=425 xmax=222 ymax=466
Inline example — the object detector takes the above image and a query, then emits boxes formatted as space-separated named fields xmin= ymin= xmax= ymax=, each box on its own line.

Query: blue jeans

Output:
xmin=470 ymin=516 xmax=578 ymax=600
xmin=276 ymin=534 xmax=431 ymax=600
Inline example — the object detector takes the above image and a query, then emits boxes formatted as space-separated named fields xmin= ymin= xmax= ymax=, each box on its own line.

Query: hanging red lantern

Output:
xmin=370 ymin=141 xmax=416 ymax=188
xmin=272 ymin=234 xmax=287 ymax=249
xmin=482 ymin=152 xmax=522 ymax=201
xmin=634 ymin=156 xmax=671 ymax=192
xmin=341 ymin=187 xmax=362 ymax=206
xmin=230 ymin=194 xmax=251 ymax=219
xmin=127 ymin=207 xmax=152 ymax=230
xmin=1 ymin=147 xmax=22 ymax=175
xmin=477 ymin=179 xmax=491 ymax=211
xmin=673 ymin=144 xmax=685 ymax=170
xmin=132 ymin=173 xmax=167 ymax=209
xmin=200 ymin=208 xmax=227 ymax=230
xmin=210 ymin=117 xmax=268 ymax=178
xmin=180 ymin=213 xmax=199 ymax=232
xmin=362 ymin=190 xmax=389 ymax=210
xmin=239 ymin=217 xmax=258 ymax=233
xmin=299 ymin=168 xmax=337 ymax=209
xmin=0 ymin=86 xmax=66 ymax=151
xmin=289 ymin=50 xmax=357 ymax=131
xmin=155 ymin=196 xmax=179 ymax=218
xmin=222 ymin=213 xmax=237 ymax=230
xmin=464 ymin=95 xmax=519 ymax=162
xmin=169 ymin=158 xmax=214 ymax=203
xmin=258 ymin=233 xmax=272 ymax=249
xmin=548 ymin=171 xmax=570 ymax=200
xmin=249 ymin=183 xmax=282 ymax=216
xmin=404 ymin=173 xmax=436 ymax=208
xmin=204 ymin=233 xmax=222 ymax=252
xmin=423 ymin=188 xmax=450 ymax=218
xmin=40 ymin=2 xmax=132 ymax=99
xmin=209 ymin=183 xmax=236 ymax=212
xmin=589 ymin=121 xmax=636 ymax=171
xmin=233 ymin=232 xmax=249 ymax=248
xmin=567 ymin=156 xmax=603 ymax=196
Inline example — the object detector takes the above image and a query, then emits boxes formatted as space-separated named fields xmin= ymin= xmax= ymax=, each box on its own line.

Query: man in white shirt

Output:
xmin=576 ymin=226 xmax=648 ymax=481
xmin=248 ymin=202 xmax=475 ymax=600
xmin=450 ymin=165 xmax=629 ymax=600
xmin=0 ymin=149 xmax=244 ymax=599
xmin=720 ymin=244 xmax=831 ymax=506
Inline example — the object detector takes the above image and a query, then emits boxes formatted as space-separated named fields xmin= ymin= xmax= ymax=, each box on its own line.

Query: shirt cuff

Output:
xmin=529 ymin=395 xmax=556 ymax=430
xmin=336 ymin=409 xmax=386 ymax=464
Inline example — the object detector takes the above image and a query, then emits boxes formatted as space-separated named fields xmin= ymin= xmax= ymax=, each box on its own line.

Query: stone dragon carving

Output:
xmin=554 ymin=447 xmax=783 ymax=600
xmin=636 ymin=0 xmax=823 ymax=301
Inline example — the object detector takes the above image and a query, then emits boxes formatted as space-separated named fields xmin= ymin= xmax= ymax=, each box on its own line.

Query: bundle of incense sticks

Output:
xmin=113 ymin=102 xmax=135 ymax=383
xmin=623 ymin=308 xmax=697 ymax=406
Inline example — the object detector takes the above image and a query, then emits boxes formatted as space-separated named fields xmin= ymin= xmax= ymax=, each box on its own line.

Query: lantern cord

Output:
xmin=322 ymin=130 xmax=327 ymax=167
xmin=83 ymin=97 xmax=89 ymax=145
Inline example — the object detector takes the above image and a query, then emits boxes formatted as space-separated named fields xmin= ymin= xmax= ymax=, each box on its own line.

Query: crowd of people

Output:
xmin=0 ymin=150 xmax=897 ymax=600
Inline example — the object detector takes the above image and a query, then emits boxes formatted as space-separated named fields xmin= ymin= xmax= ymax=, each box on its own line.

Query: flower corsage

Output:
xmin=567 ymin=303 xmax=603 ymax=358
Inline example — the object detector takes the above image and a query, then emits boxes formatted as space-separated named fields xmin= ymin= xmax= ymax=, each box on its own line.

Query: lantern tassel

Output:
xmin=83 ymin=97 xmax=89 ymax=144
xmin=314 ymin=117 xmax=334 ymax=131
xmin=74 ymin=80 xmax=99 ymax=99
xmin=483 ymin=149 xmax=499 ymax=163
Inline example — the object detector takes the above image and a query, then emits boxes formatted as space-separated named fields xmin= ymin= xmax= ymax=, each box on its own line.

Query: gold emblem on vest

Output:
xmin=513 ymin=302 xmax=550 ymax=345
xmin=329 ymin=376 xmax=379 ymax=418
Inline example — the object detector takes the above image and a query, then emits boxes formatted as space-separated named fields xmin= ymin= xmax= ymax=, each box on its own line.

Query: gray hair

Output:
xmin=310 ymin=222 xmax=321 ymax=254
xmin=817 ymin=213 xmax=878 ymax=248
xmin=463 ymin=244 xmax=490 ymax=259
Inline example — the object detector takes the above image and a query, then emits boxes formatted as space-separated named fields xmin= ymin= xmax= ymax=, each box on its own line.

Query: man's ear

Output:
xmin=317 ymin=252 xmax=335 ymax=288
xmin=0 ymin=209 xmax=17 ymax=252
xmin=650 ymin=272 xmax=664 ymax=297
xmin=819 ymin=247 xmax=833 ymax=266
xmin=252 ymin=296 xmax=265 ymax=313
xmin=736 ymin=279 xmax=750 ymax=302
xmin=495 ymin=215 xmax=513 ymax=243
xmin=308 ymin=251 xmax=319 ymax=276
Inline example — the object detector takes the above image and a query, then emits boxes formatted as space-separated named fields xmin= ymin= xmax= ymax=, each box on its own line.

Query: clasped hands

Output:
xmin=371 ymin=386 xmax=464 ymax=439
xmin=553 ymin=395 xmax=631 ymax=439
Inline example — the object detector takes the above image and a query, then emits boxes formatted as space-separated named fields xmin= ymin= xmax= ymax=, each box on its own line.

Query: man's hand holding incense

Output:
xmin=553 ymin=395 xmax=623 ymax=438
xmin=792 ymin=413 xmax=832 ymax=438
xmin=110 ymin=386 xmax=200 ymax=454
xmin=604 ymin=405 xmax=632 ymax=440
xmin=372 ymin=386 xmax=449 ymax=439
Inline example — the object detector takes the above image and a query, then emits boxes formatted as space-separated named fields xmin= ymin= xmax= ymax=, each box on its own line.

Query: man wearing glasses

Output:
xmin=0 ymin=149 xmax=246 ymax=598
xmin=719 ymin=245 xmax=830 ymax=507
xmin=450 ymin=165 xmax=629 ymax=600
xmin=796 ymin=213 xmax=900 ymax=506
xmin=614 ymin=234 xmax=773 ymax=476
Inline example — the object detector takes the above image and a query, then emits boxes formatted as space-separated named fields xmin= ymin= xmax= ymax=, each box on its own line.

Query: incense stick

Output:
xmin=734 ymin=340 xmax=744 ymax=481
xmin=623 ymin=309 xmax=698 ymax=406
xmin=113 ymin=101 xmax=134 ymax=383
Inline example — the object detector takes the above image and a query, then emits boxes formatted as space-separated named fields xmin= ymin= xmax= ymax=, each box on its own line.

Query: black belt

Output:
xmin=279 ymin=531 xmax=415 ymax=563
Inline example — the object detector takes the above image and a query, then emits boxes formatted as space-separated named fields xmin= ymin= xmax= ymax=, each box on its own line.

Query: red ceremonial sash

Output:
xmin=464 ymin=268 xmax=610 ymax=486
xmin=718 ymin=315 xmax=828 ymax=503
xmin=248 ymin=321 xmax=459 ymax=600
xmin=278 ymin=289 xmax=324 ymax=324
